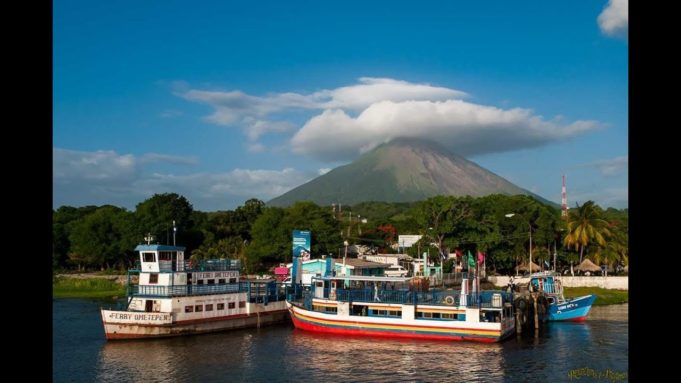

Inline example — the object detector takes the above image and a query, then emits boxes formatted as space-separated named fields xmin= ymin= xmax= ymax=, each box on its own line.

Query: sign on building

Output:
xmin=292 ymin=230 xmax=311 ymax=261
xmin=398 ymin=235 xmax=423 ymax=248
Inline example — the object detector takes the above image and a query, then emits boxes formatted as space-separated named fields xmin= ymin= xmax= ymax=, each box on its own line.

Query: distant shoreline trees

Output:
xmin=53 ymin=194 xmax=628 ymax=275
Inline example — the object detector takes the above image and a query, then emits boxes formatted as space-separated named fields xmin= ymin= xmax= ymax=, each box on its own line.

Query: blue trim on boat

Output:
xmin=548 ymin=294 xmax=596 ymax=321
xmin=134 ymin=244 xmax=186 ymax=251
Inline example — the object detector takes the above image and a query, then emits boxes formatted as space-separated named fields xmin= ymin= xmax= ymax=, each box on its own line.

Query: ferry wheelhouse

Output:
xmin=101 ymin=244 xmax=289 ymax=340
xmin=286 ymin=274 xmax=516 ymax=343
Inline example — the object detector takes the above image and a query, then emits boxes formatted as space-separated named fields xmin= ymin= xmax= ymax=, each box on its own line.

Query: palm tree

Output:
xmin=563 ymin=201 xmax=611 ymax=263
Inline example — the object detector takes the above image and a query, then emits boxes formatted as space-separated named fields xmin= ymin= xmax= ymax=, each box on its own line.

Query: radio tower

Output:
xmin=561 ymin=175 xmax=568 ymax=219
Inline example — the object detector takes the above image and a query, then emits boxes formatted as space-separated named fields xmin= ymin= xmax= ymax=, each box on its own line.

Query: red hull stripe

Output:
xmin=566 ymin=316 xmax=587 ymax=322
xmin=289 ymin=306 xmax=506 ymax=340
xmin=290 ymin=314 xmax=499 ymax=343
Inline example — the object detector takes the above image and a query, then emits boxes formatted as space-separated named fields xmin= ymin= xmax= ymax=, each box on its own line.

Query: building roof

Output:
xmin=331 ymin=258 xmax=390 ymax=269
xmin=286 ymin=257 xmax=391 ymax=269
xmin=134 ymin=244 xmax=186 ymax=252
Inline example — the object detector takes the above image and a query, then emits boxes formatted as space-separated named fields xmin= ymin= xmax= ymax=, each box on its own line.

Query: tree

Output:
xmin=413 ymin=196 xmax=473 ymax=260
xmin=563 ymin=201 xmax=611 ymax=263
xmin=134 ymin=193 xmax=195 ymax=248
xmin=68 ymin=206 xmax=136 ymax=270
xmin=53 ymin=205 xmax=101 ymax=269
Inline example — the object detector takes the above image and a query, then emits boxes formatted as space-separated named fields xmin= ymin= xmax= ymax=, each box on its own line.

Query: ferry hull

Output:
xmin=287 ymin=302 xmax=513 ymax=343
xmin=548 ymin=295 xmax=596 ymax=322
xmin=102 ymin=304 xmax=289 ymax=340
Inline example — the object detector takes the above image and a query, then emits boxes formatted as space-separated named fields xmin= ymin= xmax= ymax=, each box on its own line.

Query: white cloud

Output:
xmin=598 ymin=0 xmax=628 ymax=38
xmin=140 ymin=153 xmax=198 ymax=166
xmin=583 ymin=156 xmax=628 ymax=176
xmin=53 ymin=148 xmax=139 ymax=184
xmin=318 ymin=168 xmax=331 ymax=175
xmin=247 ymin=143 xmax=266 ymax=153
xmin=180 ymin=77 xmax=601 ymax=161
xmin=318 ymin=77 xmax=467 ymax=110
xmin=244 ymin=119 xmax=295 ymax=141
xmin=54 ymin=148 xmax=312 ymax=210
xmin=291 ymin=100 xmax=601 ymax=161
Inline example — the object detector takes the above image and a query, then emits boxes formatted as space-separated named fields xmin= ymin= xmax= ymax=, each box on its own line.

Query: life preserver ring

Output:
xmin=444 ymin=296 xmax=455 ymax=305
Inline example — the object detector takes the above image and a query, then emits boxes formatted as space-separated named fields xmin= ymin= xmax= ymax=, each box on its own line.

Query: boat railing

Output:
xmin=183 ymin=259 xmax=241 ymax=272
xmin=129 ymin=259 xmax=241 ymax=273
xmin=325 ymin=288 xmax=513 ymax=308
xmin=131 ymin=283 xmax=240 ymax=297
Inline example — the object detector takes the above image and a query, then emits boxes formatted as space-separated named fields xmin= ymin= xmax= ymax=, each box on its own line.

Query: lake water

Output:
xmin=53 ymin=299 xmax=628 ymax=382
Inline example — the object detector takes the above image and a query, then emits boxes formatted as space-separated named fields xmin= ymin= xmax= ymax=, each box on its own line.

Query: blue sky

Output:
xmin=54 ymin=0 xmax=628 ymax=211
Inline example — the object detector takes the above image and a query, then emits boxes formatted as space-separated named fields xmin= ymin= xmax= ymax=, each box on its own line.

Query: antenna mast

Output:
xmin=561 ymin=175 xmax=568 ymax=220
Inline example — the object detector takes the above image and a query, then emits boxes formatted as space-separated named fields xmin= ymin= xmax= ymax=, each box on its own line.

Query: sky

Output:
xmin=53 ymin=0 xmax=628 ymax=212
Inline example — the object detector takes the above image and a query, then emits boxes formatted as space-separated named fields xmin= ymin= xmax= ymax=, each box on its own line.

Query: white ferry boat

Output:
xmin=101 ymin=243 xmax=288 ymax=340
xmin=286 ymin=272 xmax=516 ymax=343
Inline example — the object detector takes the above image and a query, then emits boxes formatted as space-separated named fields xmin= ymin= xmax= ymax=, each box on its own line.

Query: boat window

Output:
xmin=229 ymin=278 xmax=237 ymax=284
xmin=159 ymin=251 xmax=172 ymax=261
xmin=239 ymin=301 xmax=245 ymax=308
xmin=228 ymin=302 xmax=235 ymax=309
xmin=195 ymin=305 xmax=203 ymax=312
xmin=219 ymin=279 xmax=226 ymax=284
xmin=143 ymin=252 xmax=155 ymax=262
xmin=197 ymin=280 xmax=204 ymax=285
xmin=149 ymin=273 xmax=158 ymax=284
xmin=217 ymin=303 xmax=225 ymax=310
xmin=205 ymin=304 xmax=213 ymax=311
xmin=185 ymin=306 xmax=194 ymax=313
xmin=207 ymin=279 xmax=215 ymax=285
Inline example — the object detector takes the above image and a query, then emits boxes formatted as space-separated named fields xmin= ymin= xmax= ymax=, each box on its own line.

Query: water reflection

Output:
xmin=287 ymin=330 xmax=506 ymax=382
xmin=55 ymin=301 xmax=628 ymax=383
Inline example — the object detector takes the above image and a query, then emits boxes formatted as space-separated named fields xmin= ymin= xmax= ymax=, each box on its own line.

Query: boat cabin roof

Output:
xmin=312 ymin=275 xmax=412 ymax=283
xmin=135 ymin=244 xmax=186 ymax=252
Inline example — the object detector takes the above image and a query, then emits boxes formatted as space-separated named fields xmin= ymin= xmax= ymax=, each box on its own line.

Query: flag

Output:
xmin=467 ymin=250 xmax=476 ymax=268
xmin=477 ymin=251 xmax=485 ymax=265
xmin=455 ymin=249 xmax=462 ymax=258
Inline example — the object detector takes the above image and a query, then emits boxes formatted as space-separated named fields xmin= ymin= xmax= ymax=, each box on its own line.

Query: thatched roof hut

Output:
xmin=575 ymin=258 xmax=602 ymax=272
xmin=516 ymin=261 xmax=541 ymax=273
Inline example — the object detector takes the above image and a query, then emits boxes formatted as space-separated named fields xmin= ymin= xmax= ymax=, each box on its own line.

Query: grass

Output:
xmin=53 ymin=277 xmax=126 ymax=299
xmin=563 ymin=286 xmax=628 ymax=306
xmin=491 ymin=284 xmax=628 ymax=306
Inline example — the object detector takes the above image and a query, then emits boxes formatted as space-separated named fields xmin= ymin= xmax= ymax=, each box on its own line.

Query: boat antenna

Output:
xmin=173 ymin=220 xmax=177 ymax=246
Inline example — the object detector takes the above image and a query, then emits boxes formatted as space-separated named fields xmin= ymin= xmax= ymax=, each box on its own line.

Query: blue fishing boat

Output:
xmin=527 ymin=271 xmax=596 ymax=322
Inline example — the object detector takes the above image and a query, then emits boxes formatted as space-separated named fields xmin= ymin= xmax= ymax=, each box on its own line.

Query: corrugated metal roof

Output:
xmin=331 ymin=258 xmax=390 ymax=269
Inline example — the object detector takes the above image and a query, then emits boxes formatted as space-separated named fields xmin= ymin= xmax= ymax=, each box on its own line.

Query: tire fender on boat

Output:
xmin=444 ymin=296 xmax=455 ymax=305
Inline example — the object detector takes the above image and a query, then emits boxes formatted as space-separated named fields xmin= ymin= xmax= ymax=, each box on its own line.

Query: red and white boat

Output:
xmin=286 ymin=275 xmax=515 ymax=343
xmin=101 ymin=243 xmax=288 ymax=340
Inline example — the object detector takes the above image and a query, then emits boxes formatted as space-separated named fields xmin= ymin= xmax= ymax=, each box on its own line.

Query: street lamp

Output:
xmin=505 ymin=213 xmax=533 ymax=274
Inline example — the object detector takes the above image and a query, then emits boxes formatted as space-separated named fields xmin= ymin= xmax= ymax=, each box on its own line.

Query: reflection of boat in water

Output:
xmin=100 ymin=242 xmax=288 ymax=340
xmin=515 ymin=272 xmax=596 ymax=322
xmin=286 ymin=269 xmax=516 ymax=343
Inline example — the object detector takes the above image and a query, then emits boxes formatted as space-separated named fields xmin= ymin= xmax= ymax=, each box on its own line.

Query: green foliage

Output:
xmin=52 ymin=193 xmax=626 ymax=277
xmin=68 ymin=206 xmax=136 ymax=270
xmin=134 ymin=193 xmax=196 ymax=248
xmin=564 ymin=201 xmax=612 ymax=263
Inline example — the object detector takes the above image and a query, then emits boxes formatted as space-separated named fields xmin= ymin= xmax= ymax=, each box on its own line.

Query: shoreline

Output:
xmin=53 ymin=276 xmax=628 ymax=304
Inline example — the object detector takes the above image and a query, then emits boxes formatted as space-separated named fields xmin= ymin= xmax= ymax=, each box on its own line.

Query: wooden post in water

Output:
xmin=515 ymin=309 xmax=522 ymax=335
xmin=533 ymin=293 xmax=539 ymax=331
